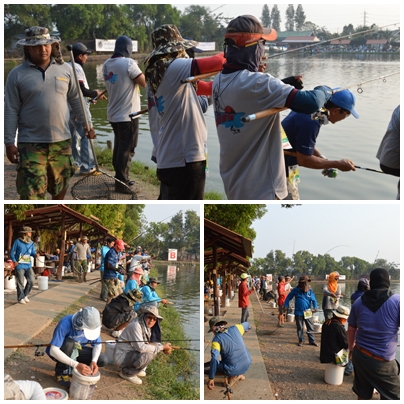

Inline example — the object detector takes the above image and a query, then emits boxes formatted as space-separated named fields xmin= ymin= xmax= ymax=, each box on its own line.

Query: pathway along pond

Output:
xmin=153 ymin=263 xmax=200 ymax=380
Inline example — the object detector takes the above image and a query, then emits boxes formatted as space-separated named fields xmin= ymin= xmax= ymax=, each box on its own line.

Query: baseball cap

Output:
xmin=72 ymin=307 xmax=101 ymax=340
xmin=331 ymin=89 xmax=359 ymax=119
xmin=225 ymin=15 xmax=277 ymax=47
xmin=73 ymin=42 xmax=93 ymax=57
xmin=207 ymin=316 xmax=228 ymax=332
xmin=115 ymin=239 xmax=125 ymax=250
xmin=240 ymin=273 xmax=249 ymax=279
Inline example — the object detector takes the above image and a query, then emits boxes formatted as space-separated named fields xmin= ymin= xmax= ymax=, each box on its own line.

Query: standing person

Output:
xmin=4 ymin=26 xmax=95 ymax=200
xmin=238 ymin=273 xmax=254 ymax=323
xmin=73 ymin=236 xmax=91 ymax=283
xmin=144 ymin=24 xmax=225 ymax=199
xmin=10 ymin=226 xmax=38 ymax=304
xmin=104 ymin=239 xmax=126 ymax=303
xmin=281 ymin=90 xmax=358 ymax=200
xmin=322 ymin=272 xmax=342 ymax=321
xmin=350 ymin=278 xmax=370 ymax=304
xmin=376 ymin=105 xmax=400 ymax=199
xmin=206 ymin=316 xmax=252 ymax=390
xmin=284 ymin=275 xmax=318 ymax=347
xmin=66 ymin=240 xmax=75 ymax=273
xmin=348 ymin=268 xmax=400 ymax=400
xmin=277 ymin=276 xmax=287 ymax=327
xmin=103 ymin=36 xmax=146 ymax=193
xmin=114 ymin=305 xmax=172 ymax=385
xmin=212 ymin=15 xmax=334 ymax=200
xmin=68 ymin=43 xmax=106 ymax=175
xmin=46 ymin=306 xmax=108 ymax=388
xmin=260 ymin=275 xmax=268 ymax=298
xmin=99 ymin=238 xmax=115 ymax=301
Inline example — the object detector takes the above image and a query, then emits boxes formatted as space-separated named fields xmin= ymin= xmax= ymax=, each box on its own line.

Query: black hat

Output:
xmin=73 ymin=43 xmax=93 ymax=57
xmin=369 ymin=268 xmax=390 ymax=289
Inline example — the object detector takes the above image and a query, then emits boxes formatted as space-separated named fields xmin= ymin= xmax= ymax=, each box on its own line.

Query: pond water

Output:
xmin=5 ymin=52 xmax=400 ymax=199
xmin=153 ymin=263 xmax=200 ymax=380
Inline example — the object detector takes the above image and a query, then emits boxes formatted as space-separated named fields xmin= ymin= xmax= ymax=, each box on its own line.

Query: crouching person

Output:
xmin=113 ymin=305 xmax=172 ymax=385
xmin=102 ymin=288 xmax=143 ymax=338
xmin=46 ymin=306 xmax=108 ymax=388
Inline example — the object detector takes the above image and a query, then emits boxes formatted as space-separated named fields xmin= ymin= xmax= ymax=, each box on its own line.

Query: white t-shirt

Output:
xmin=213 ymin=71 xmax=293 ymax=200
xmin=153 ymin=58 xmax=207 ymax=169
xmin=103 ymin=57 xmax=142 ymax=122
xmin=67 ymin=61 xmax=89 ymax=89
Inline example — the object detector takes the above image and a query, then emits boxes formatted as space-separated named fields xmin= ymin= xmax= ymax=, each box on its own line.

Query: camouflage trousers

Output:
xmin=16 ymin=140 xmax=75 ymax=200
xmin=104 ymin=278 xmax=123 ymax=299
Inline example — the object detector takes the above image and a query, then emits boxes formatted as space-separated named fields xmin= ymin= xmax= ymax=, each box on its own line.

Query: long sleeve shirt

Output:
xmin=284 ymin=287 xmax=318 ymax=316
xmin=238 ymin=281 xmax=253 ymax=308
xmin=10 ymin=239 xmax=36 ymax=270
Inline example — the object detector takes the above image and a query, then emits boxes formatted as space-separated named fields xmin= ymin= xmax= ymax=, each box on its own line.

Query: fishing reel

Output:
xmin=34 ymin=347 xmax=45 ymax=357
xmin=322 ymin=168 xmax=338 ymax=178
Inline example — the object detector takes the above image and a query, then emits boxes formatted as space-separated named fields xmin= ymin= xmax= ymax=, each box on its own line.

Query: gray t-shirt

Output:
xmin=213 ymin=71 xmax=293 ymax=200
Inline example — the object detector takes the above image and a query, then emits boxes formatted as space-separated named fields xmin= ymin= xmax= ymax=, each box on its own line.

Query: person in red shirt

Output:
xmin=238 ymin=273 xmax=255 ymax=323
xmin=277 ymin=276 xmax=287 ymax=327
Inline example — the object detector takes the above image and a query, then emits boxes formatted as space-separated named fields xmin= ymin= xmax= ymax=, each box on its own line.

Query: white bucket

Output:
xmin=312 ymin=315 xmax=319 ymax=323
xmin=36 ymin=256 xmax=45 ymax=267
xmin=313 ymin=323 xmax=322 ymax=333
xmin=269 ymin=302 xmax=277 ymax=308
xmin=4 ymin=276 xmax=16 ymax=290
xmin=324 ymin=363 xmax=345 ymax=385
xmin=287 ymin=313 xmax=295 ymax=322
xmin=225 ymin=298 xmax=230 ymax=307
xmin=38 ymin=276 xmax=48 ymax=291
xmin=43 ymin=387 xmax=69 ymax=400
xmin=69 ymin=368 xmax=100 ymax=400
xmin=105 ymin=340 xmax=116 ymax=364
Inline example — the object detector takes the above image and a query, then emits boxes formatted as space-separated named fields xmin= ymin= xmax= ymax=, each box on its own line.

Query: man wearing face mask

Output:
xmin=206 ymin=316 xmax=252 ymax=391
xmin=46 ymin=306 xmax=108 ymax=388
xmin=213 ymin=15 xmax=334 ymax=200
xmin=103 ymin=36 xmax=146 ymax=193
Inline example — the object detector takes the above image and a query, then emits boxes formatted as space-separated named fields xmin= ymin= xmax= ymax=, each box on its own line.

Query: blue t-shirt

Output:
xmin=46 ymin=314 xmax=101 ymax=356
xmin=100 ymin=245 xmax=110 ymax=273
xmin=350 ymin=290 xmax=364 ymax=303
xmin=282 ymin=111 xmax=322 ymax=168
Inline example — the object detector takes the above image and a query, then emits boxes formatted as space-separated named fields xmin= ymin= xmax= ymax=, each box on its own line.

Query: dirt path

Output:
xmin=4 ymin=159 xmax=159 ymax=200
xmin=253 ymin=295 xmax=379 ymax=400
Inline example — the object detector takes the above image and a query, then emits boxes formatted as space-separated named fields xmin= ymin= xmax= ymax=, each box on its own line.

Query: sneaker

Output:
xmin=115 ymin=185 xmax=134 ymax=195
xmin=119 ymin=371 xmax=142 ymax=384
xmin=137 ymin=370 xmax=146 ymax=377
xmin=111 ymin=330 xmax=122 ymax=338
xmin=309 ymin=342 xmax=319 ymax=347
xmin=19 ymin=299 xmax=27 ymax=304
xmin=55 ymin=374 xmax=71 ymax=388
xmin=297 ymin=341 xmax=303 ymax=346
xmin=79 ymin=168 xmax=96 ymax=175
xmin=24 ymin=297 xmax=30 ymax=303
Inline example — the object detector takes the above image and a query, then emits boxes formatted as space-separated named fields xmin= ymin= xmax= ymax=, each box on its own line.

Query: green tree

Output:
xmin=184 ymin=210 xmax=200 ymax=260
xmin=261 ymin=5 xmax=271 ymax=28
xmin=5 ymin=204 xmax=35 ymax=221
xmin=204 ymin=204 xmax=267 ymax=241
xmin=94 ymin=4 xmax=134 ymax=40
xmin=285 ymin=4 xmax=295 ymax=31
xmin=294 ymin=4 xmax=306 ymax=31
xmin=270 ymin=5 xmax=281 ymax=33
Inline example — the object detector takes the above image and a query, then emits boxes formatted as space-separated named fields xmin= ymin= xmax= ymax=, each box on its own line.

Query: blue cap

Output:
xmin=331 ymin=89 xmax=359 ymax=119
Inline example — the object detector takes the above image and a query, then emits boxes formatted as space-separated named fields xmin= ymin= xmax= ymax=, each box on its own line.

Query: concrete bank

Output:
xmin=203 ymin=290 xmax=274 ymax=400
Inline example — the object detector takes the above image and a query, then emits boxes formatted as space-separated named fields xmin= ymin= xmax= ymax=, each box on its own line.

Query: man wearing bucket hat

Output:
xmin=144 ymin=24 xmax=225 ymax=200
xmin=73 ymin=236 xmax=91 ymax=283
xmin=213 ymin=15 xmax=334 ymax=200
xmin=102 ymin=287 xmax=143 ymax=338
xmin=238 ymin=273 xmax=255 ymax=324
xmin=4 ymin=26 xmax=95 ymax=200
xmin=282 ymin=88 xmax=358 ymax=199
xmin=348 ymin=268 xmax=400 ymax=400
xmin=68 ymin=43 xmax=106 ymax=175
xmin=103 ymin=36 xmax=146 ymax=193
xmin=104 ymin=239 xmax=126 ymax=303
xmin=10 ymin=226 xmax=39 ymax=304
xmin=284 ymin=275 xmax=319 ymax=346
xmin=114 ymin=305 xmax=172 ymax=384
xmin=206 ymin=316 xmax=252 ymax=390
xmin=46 ymin=306 xmax=108 ymax=388
xmin=135 ymin=277 xmax=170 ymax=311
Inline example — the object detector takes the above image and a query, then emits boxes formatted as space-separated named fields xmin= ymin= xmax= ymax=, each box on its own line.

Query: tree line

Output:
xmin=5 ymin=204 xmax=199 ymax=261
xmin=4 ymin=4 xmax=394 ymax=56
xmin=250 ymin=249 xmax=399 ymax=280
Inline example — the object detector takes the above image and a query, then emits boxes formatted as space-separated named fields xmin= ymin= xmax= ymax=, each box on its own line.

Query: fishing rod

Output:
xmin=265 ymin=22 xmax=400 ymax=60
xmin=132 ymin=214 xmax=174 ymax=242
xmin=129 ymin=108 xmax=148 ymax=119
xmin=87 ymin=89 xmax=107 ymax=105
xmin=181 ymin=70 xmax=221 ymax=84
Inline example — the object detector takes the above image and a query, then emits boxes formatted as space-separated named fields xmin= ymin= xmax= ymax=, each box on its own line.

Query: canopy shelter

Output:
xmin=204 ymin=218 xmax=252 ymax=316
xmin=4 ymin=204 xmax=117 ymax=280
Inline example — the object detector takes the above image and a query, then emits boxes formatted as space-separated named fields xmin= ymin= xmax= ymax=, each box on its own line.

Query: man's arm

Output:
xmin=347 ymin=324 xmax=357 ymax=355
xmin=296 ymin=151 xmax=355 ymax=172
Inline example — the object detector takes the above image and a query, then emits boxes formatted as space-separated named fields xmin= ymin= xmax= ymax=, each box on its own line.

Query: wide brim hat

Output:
xmin=126 ymin=288 xmax=143 ymax=302
xmin=19 ymin=226 xmax=35 ymax=233
xmin=17 ymin=26 xmax=60 ymax=46
xmin=240 ymin=273 xmax=248 ymax=279
xmin=207 ymin=316 xmax=228 ymax=332
xmin=332 ymin=305 xmax=350 ymax=319
xmin=144 ymin=24 xmax=199 ymax=64
xmin=138 ymin=304 xmax=163 ymax=320
xmin=147 ymin=277 xmax=160 ymax=284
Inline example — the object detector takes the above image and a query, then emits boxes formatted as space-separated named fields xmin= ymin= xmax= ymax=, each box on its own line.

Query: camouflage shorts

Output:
xmin=105 ymin=278 xmax=123 ymax=298
xmin=16 ymin=140 xmax=75 ymax=200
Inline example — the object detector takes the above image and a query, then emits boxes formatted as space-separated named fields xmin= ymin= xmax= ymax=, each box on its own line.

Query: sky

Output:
xmin=142 ymin=203 xmax=200 ymax=224
xmin=173 ymin=3 xmax=400 ymax=34
xmin=251 ymin=203 xmax=400 ymax=264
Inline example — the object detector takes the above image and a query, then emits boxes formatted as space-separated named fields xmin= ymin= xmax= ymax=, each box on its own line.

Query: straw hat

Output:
xmin=332 ymin=305 xmax=350 ymax=319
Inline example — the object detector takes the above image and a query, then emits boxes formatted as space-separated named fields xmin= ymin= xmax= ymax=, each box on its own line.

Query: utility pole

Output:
xmin=364 ymin=11 xmax=367 ymax=27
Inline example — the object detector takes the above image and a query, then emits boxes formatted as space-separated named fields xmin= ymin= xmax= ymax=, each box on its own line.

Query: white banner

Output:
xmin=197 ymin=42 xmax=216 ymax=51
xmin=168 ymin=249 xmax=178 ymax=261
xmin=95 ymin=39 xmax=138 ymax=52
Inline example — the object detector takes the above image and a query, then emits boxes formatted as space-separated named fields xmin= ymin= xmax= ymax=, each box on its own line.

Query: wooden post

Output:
xmin=57 ymin=211 xmax=66 ymax=280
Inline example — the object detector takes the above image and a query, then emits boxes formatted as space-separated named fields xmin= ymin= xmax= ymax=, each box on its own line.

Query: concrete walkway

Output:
xmin=203 ymin=290 xmax=274 ymax=400
xmin=4 ymin=271 xmax=100 ymax=359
